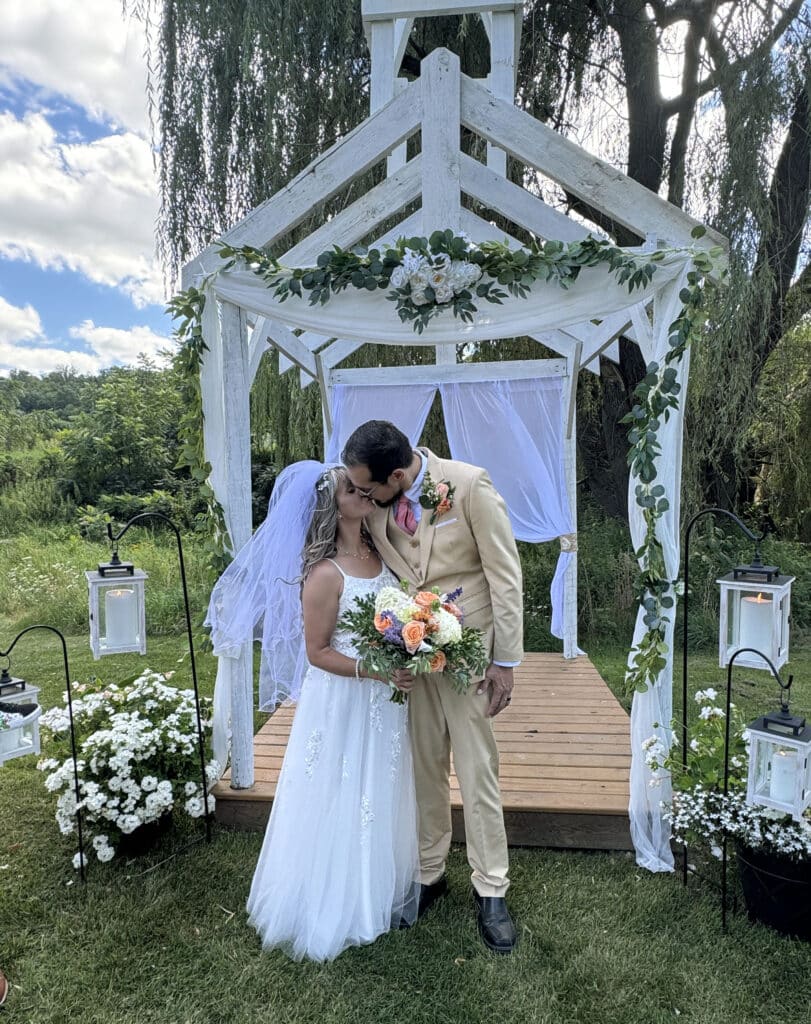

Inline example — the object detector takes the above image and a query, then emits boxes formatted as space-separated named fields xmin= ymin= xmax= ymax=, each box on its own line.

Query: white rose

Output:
xmin=185 ymin=781 xmax=199 ymax=796
xmin=410 ymin=288 xmax=429 ymax=306
xmin=141 ymin=775 xmax=158 ymax=792
xmin=72 ymin=852 xmax=86 ymax=870
xmin=434 ymin=283 xmax=454 ymax=304
xmin=96 ymin=844 xmax=115 ymax=863
xmin=390 ymin=265 xmax=408 ymax=288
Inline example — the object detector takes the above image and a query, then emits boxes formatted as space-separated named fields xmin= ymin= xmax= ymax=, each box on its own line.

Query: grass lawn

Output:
xmin=2 ymin=628 xmax=811 ymax=1023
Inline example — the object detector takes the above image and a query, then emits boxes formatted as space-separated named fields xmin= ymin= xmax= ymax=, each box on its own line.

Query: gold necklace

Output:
xmin=338 ymin=544 xmax=372 ymax=560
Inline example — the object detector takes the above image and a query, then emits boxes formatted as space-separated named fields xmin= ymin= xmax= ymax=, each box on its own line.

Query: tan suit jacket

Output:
xmin=365 ymin=448 xmax=523 ymax=666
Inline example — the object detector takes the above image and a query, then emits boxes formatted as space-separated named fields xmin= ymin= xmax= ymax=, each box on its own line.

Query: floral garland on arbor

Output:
xmin=170 ymin=228 xmax=724 ymax=694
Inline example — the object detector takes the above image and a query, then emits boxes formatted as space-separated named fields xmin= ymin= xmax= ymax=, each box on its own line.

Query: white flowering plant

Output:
xmin=643 ymin=688 xmax=811 ymax=862
xmin=38 ymin=670 xmax=219 ymax=866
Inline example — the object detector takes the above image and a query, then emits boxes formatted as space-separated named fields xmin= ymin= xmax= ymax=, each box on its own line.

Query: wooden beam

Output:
xmin=281 ymin=156 xmax=422 ymax=266
xmin=362 ymin=1 xmax=521 ymax=19
xmin=460 ymin=75 xmax=728 ymax=255
xmin=217 ymin=302 xmax=254 ymax=788
xmin=460 ymin=153 xmax=591 ymax=242
xmin=486 ymin=9 xmax=517 ymax=175
xmin=329 ymin=358 xmax=567 ymax=388
xmin=264 ymin=321 xmax=317 ymax=378
xmin=181 ymin=78 xmax=423 ymax=286
xmin=422 ymin=48 xmax=461 ymax=364
xmin=564 ymin=340 xmax=582 ymax=441
xmin=320 ymin=337 xmax=363 ymax=370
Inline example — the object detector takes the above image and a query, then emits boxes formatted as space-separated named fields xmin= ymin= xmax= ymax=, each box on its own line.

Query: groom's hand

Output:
xmin=478 ymin=664 xmax=514 ymax=717
xmin=391 ymin=668 xmax=416 ymax=694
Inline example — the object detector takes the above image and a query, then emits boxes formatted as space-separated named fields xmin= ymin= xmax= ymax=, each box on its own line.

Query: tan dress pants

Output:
xmin=408 ymin=672 xmax=510 ymax=897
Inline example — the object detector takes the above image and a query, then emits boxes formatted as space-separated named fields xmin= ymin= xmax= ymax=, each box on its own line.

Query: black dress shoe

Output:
xmin=474 ymin=893 xmax=518 ymax=953
xmin=417 ymin=875 xmax=448 ymax=916
xmin=399 ymin=875 xmax=448 ymax=928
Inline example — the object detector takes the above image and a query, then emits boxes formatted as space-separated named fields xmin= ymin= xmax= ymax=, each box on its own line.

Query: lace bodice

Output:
xmin=330 ymin=564 xmax=399 ymax=657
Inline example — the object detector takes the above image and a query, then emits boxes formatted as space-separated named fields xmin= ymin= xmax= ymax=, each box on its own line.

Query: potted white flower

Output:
xmin=644 ymin=688 xmax=811 ymax=940
xmin=38 ymin=670 xmax=219 ymax=865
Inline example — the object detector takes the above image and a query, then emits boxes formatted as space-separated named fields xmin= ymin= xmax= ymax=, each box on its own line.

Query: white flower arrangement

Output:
xmin=642 ymin=688 xmax=811 ymax=863
xmin=38 ymin=669 xmax=219 ymax=866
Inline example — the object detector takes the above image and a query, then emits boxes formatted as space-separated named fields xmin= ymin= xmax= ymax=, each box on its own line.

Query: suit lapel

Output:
xmin=417 ymin=449 xmax=443 ymax=583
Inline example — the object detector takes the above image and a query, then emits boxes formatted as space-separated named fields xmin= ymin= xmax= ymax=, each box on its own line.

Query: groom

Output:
xmin=343 ymin=420 xmax=523 ymax=953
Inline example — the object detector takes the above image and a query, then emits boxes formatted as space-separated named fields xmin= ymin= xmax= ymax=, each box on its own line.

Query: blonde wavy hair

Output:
xmin=301 ymin=467 xmax=375 ymax=581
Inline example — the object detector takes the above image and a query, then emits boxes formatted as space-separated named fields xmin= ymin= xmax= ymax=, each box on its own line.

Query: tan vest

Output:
xmin=366 ymin=449 xmax=523 ymax=665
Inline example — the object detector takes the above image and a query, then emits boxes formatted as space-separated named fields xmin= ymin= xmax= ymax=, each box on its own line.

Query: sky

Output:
xmin=0 ymin=0 xmax=171 ymax=376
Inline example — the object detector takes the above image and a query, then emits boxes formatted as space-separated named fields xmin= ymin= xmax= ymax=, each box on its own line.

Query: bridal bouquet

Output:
xmin=340 ymin=583 xmax=488 ymax=703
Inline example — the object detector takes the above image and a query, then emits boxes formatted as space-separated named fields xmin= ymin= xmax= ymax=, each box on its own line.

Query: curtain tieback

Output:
xmin=559 ymin=533 xmax=578 ymax=552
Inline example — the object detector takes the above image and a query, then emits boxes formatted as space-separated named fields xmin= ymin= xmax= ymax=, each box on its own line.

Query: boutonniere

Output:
xmin=419 ymin=472 xmax=456 ymax=524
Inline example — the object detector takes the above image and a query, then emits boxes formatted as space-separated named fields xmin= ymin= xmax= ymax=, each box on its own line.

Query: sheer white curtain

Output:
xmin=440 ymin=378 xmax=575 ymax=639
xmin=326 ymin=383 xmax=438 ymax=462
xmin=627 ymin=270 xmax=691 ymax=872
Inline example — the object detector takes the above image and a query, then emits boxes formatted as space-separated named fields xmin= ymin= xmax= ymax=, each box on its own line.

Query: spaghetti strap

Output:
xmin=325 ymin=558 xmax=347 ymax=578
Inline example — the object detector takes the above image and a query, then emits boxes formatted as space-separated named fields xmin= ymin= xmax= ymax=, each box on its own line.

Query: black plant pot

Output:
xmin=736 ymin=843 xmax=811 ymax=941
xmin=116 ymin=814 xmax=173 ymax=858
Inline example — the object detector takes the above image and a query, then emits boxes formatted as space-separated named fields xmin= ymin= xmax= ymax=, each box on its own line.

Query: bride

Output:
xmin=206 ymin=461 xmax=419 ymax=961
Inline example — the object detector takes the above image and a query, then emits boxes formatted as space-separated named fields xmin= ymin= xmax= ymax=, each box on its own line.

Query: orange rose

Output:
xmin=429 ymin=650 xmax=447 ymax=673
xmin=414 ymin=591 xmax=439 ymax=609
xmin=374 ymin=613 xmax=393 ymax=633
xmin=443 ymin=602 xmax=464 ymax=622
xmin=401 ymin=620 xmax=426 ymax=654
xmin=436 ymin=498 xmax=452 ymax=516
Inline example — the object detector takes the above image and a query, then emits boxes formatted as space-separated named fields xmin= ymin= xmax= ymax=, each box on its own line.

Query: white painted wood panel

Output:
xmin=182 ymin=79 xmax=423 ymax=286
xmin=460 ymin=76 xmax=727 ymax=256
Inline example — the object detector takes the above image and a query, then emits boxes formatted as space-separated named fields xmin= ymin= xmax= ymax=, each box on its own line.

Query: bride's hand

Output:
xmin=391 ymin=668 xmax=416 ymax=693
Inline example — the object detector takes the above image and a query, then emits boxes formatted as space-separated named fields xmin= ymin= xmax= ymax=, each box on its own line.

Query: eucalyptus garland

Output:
xmin=622 ymin=229 xmax=724 ymax=694
xmin=218 ymin=231 xmax=663 ymax=334
xmin=174 ymin=228 xmax=724 ymax=695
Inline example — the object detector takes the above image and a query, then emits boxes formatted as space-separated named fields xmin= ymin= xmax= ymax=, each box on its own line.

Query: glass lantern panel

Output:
xmin=99 ymin=585 xmax=141 ymax=650
xmin=749 ymin=737 xmax=772 ymax=801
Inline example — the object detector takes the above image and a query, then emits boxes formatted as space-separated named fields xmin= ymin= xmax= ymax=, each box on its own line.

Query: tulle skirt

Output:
xmin=247 ymin=666 xmax=420 ymax=961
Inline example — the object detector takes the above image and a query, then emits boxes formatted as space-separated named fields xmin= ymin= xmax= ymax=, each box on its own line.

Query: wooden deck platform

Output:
xmin=212 ymin=653 xmax=633 ymax=851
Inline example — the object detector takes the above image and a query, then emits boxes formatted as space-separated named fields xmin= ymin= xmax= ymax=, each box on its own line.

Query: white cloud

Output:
xmin=0 ymin=295 xmax=43 ymax=345
xmin=0 ymin=111 xmax=165 ymax=307
xmin=69 ymin=320 xmax=171 ymax=365
xmin=0 ymin=295 xmax=171 ymax=376
xmin=0 ymin=0 xmax=150 ymax=135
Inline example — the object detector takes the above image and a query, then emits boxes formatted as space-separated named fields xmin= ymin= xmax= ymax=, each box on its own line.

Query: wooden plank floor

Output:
xmin=213 ymin=653 xmax=633 ymax=850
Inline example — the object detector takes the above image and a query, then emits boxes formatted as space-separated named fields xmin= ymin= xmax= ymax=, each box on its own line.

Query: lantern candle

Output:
xmin=739 ymin=592 xmax=772 ymax=654
xmin=104 ymin=588 xmax=138 ymax=647
xmin=769 ymin=747 xmax=798 ymax=803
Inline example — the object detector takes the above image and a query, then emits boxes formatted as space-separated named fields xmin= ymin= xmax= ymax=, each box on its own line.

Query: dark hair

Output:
xmin=342 ymin=420 xmax=412 ymax=483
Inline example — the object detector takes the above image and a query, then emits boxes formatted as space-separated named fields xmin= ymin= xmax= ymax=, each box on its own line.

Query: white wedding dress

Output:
xmin=247 ymin=564 xmax=420 ymax=961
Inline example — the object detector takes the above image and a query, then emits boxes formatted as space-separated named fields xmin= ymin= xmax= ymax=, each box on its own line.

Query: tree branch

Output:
xmin=661 ymin=0 xmax=806 ymax=115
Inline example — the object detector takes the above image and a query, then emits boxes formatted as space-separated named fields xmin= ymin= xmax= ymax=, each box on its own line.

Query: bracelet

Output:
xmin=355 ymin=658 xmax=362 ymax=680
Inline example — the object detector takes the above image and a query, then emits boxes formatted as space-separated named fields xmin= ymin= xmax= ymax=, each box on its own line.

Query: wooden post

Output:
xmin=562 ymin=414 xmax=579 ymax=660
xmin=217 ymin=301 xmax=255 ymax=789
xmin=422 ymin=48 xmax=461 ymax=365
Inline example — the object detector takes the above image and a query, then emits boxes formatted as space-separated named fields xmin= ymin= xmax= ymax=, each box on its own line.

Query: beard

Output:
xmin=373 ymin=483 xmax=405 ymax=509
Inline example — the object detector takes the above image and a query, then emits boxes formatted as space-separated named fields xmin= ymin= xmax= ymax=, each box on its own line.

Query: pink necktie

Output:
xmin=394 ymin=494 xmax=417 ymax=536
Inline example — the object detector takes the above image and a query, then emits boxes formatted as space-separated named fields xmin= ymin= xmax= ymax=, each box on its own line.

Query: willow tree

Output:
xmin=131 ymin=0 xmax=810 ymax=518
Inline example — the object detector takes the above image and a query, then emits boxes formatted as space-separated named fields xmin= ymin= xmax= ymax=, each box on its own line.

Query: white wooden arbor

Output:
xmin=186 ymin=1 xmax=726 ymax=798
